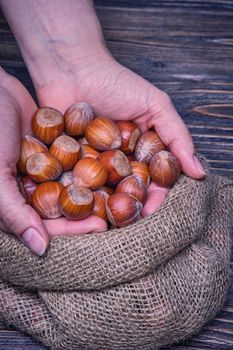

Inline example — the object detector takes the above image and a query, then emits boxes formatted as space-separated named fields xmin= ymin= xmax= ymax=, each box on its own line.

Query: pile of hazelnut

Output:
xmin=17 ymin=103 xmax=181 ymax=228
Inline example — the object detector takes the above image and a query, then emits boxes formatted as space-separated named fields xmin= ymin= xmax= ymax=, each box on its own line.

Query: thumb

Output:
xmin=0 ymin=172 xmax=48 ymax=256
xmin=142 ymin=182 xmax=169 ymax=218
xmin=152 ymin=92 xmax=206 ymax=179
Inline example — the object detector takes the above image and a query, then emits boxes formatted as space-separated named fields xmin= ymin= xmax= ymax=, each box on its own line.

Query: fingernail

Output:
xmin=22 ymin=227 xmax=46 ymax=256
xmin=193 ymin=155 xmax=206 ymax=176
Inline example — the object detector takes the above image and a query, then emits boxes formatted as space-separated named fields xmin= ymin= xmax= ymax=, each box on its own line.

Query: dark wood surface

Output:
xmin=0 ymin=0 xmax=233 ymax=349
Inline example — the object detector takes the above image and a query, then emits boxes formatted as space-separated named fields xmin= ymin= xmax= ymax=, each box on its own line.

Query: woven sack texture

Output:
xmin=0 ymin=168 xmax=232 ymax=349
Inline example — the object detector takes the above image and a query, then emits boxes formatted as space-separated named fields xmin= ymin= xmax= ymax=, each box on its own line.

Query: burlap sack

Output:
xmin=0 ymin=162 xmax=232 ymax=349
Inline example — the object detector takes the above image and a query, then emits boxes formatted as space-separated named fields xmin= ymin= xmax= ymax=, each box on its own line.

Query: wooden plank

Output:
xmin=95 ymin=0 xmax=233 ymax=10
xmin=0 ymin=0 xmax=232 ymax=349
xmin=93 ymin=2 xmax=233 ymax=179
xmin=0 ymin=322 xmax=46 ymax=349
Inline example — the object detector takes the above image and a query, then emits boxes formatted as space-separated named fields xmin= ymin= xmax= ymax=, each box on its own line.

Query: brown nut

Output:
xmin=80 ymin=144 xmax=100 ymax=159
xmin=73 ymin=157 xmax=108 ymax=190
xmin=97 ymin=149 xmax=131 ymax=186
xmin=18 ymin=135 xmax=48 ymax=174
xmin=78 ymin=136 xmax=88 ymax=145
xmin=149 ymin=150 xmax=181 ymax=187
xmin=93 ymin=190 xmax=110 ymax=221
xmin=32 ymin=107 xmax=64 ymax=144
xmin=115 ymin=175 xmax=147 ymax=204
xmin=64 ymin=102 xmax=94 ymax=136
xmin=58 ymin=184 xmax=94 ymax=220
xmin=134 ymin=130 xmax=166 ymax=164
xmin=85 ymin=117 xmax=121 ymax=151
xmin=18 ymin=175 xmax=38 ymax=204
xmin=32 ymin=181 xmax=64 ymax=219
xmin=26 ymin=151 xmax=62 ymax=183
xmin=106 ymin=193 xmax=142 ymax=228
xmin=117 ymin=121 xmax=141 ymax=154
xmin=58 ymin=171 xmax=74 ymax=187
xmin=130 ymin=161 xmax=150 ymax=187
xmin=99 ymin=186 xmax=115 ymax=196
xmin=49 ymin=135 xmax=81 ymax=171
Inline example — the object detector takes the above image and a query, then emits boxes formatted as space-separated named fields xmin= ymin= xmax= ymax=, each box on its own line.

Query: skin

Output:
xmin=0 ymin=0 xmax=205 ymax=255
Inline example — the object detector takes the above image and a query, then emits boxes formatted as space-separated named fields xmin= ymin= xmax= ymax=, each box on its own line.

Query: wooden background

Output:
xmin=0 ymin=0 xmax=233 ymax=349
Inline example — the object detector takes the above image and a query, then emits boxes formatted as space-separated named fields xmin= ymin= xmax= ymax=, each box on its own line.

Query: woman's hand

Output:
xmin=34 ymin=54 xmax=205 ymax=216
xmin=0 ymin=0 xmax=205 ymax=229
xmin=0 ymin=69 xmax=48 ymax=255
xmin=0 ymin=69 xmax=107 ymax=255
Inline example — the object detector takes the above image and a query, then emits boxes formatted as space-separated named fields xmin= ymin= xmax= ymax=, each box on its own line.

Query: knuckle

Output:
xmin=158 ymin=91 xmax=172 ymax=107
xmin=1 ymin=207 xmax=19 ymax=233
xmin=0 ymin=204 xmax=29 ymax=236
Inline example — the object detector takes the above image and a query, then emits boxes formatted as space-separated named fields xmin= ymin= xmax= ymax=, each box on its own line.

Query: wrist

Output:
xmin=0 ymin=0 xmax=112 ymax=90
xmin=26 ymin=41 xmax=113 ymax=92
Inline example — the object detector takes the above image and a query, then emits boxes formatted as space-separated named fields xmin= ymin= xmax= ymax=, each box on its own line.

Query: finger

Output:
xmin=151 ymin=92 xmax=206 ymax=179
xmin=0 ymin=172 xmax=48 ymax=256
xmin=142 ymin=182 xmax=169 ymax=218
xmin=44 ymin=215 xmax=108 ymax=236
xmin=0 ymin=71 xmax=37 ymax=135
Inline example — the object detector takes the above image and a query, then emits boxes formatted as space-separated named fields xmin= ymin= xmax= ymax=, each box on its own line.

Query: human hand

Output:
xmin=0 ymin=68 xmax=107 ymax=255
xmin=0 ymin=68 xmax=48 ymax=255
xmin=34 ymin=54 xmax=205 ymax=217
xmin=0 ymin=0 xmax=205 ymax=222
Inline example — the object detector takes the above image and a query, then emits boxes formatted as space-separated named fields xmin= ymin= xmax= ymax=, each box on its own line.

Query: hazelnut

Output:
xmin=130 ymin=160 xmax=150 ymax=186
xmin=18 ymin=175 xmax=37 ymax=204
xmin=78 ymin=136 xmax=88 ymax=145
xmin=49 ymin=134 xmax=81 ymax=171
xmin=58 ymin=184 xmax=94 ymax=220
xmin=73 ymin=157 xmax=108 ymax=190
xmin=17 ymin=135 xmax=48 ymax=174
xmin=25 ymin=151 xmax=62 ymax=183
xmin=149 ymin=150 xmax=181 ymax=187
xmin=93 ymin=190 xmax=110 ymax=221
xmin=117 ymin=121 xmax=141 ymax=154
xmin=97 ymin=149 xmax=131 ymax=186
xmin=115 ymin=175 xmax=147 ymax=204
xmin=106 ymin=193 xmax=142 ymax=228
xmin=64 ymin=102 xmax=94 ymax=136
xmin=80 ymin=144 xmax=100 ymax=159
xmin=32 ymin=107 xmax=64 ymax=144
xmin=58 ymin=171 xmax=74 ymax=187
xmin=32 ymin=182 xmax=64 ymax=219
xmin=135 ymin=130 xmax=166 ymax=164
xmin=85 ymin=117 xmax=121 ymax=151
xmin=99 ymin=186 xmax=114 ymax=196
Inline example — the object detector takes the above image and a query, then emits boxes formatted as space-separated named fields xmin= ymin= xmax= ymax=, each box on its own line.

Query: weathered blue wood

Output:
xmin=0 ymin=0 xmax=232 ymax=348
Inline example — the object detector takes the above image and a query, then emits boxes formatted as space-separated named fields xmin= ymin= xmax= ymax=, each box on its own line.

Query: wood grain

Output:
xmin=0 ymin=0 xmax=233 ymax=349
